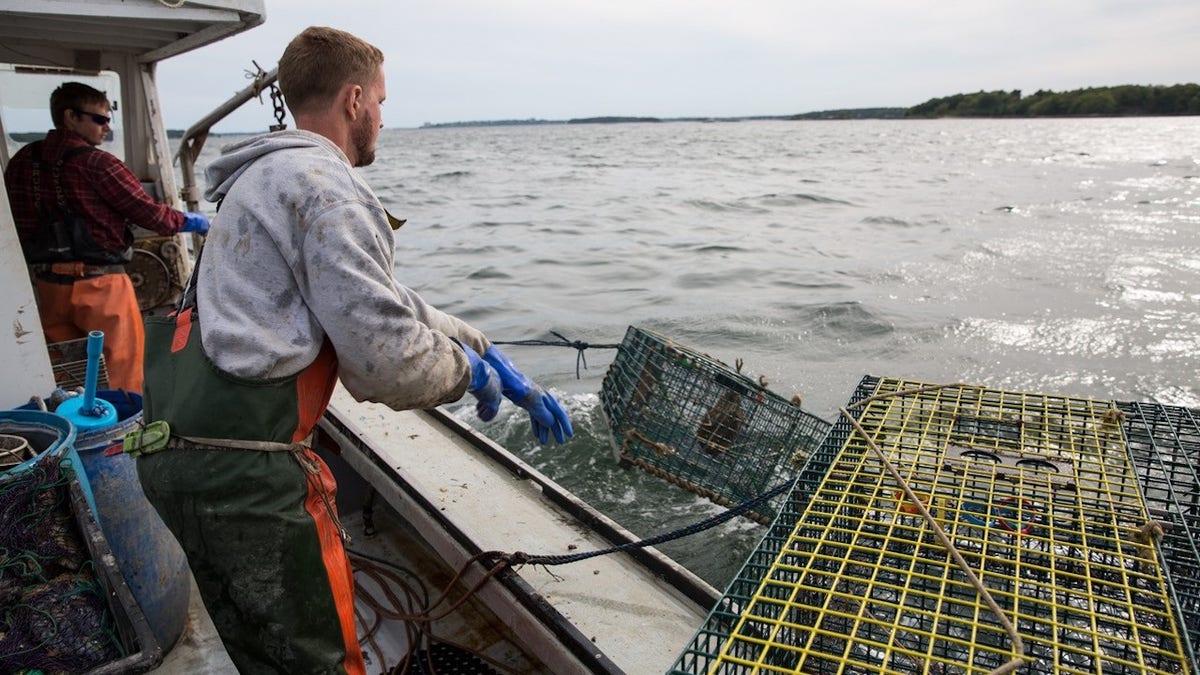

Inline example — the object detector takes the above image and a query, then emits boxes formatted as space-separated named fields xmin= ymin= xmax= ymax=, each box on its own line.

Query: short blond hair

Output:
xmin=278 ymin=26 xmax=384 ymax=115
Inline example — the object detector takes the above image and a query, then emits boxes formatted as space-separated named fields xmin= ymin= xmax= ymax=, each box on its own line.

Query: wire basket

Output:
xmin=47 ymin=337 xmax=109 ymax=391
xmin=670 ymin=375 xmax=1192 ymax=674
xmin=1117 ymin=400 xmax=1200 ymax=668
xmin=599 ymin=326 xmax=831 ymax=524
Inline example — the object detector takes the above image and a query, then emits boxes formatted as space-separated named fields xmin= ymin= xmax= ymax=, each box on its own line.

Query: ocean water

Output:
xmin=194 ymin=117 xmax=1200 ymax=587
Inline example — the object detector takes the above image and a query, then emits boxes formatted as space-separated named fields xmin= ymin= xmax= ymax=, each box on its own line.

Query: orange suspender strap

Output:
xmin=299 ymin=449 xmax=365 ymax=675
xmin=171 ymin=308 xmax=194 ymax=354
xmin=291 ymin=339 xmax=340 ymax=444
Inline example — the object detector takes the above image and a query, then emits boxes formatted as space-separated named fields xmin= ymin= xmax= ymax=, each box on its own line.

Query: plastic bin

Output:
xmin=71 ymin=472 xmax=165 ymax=674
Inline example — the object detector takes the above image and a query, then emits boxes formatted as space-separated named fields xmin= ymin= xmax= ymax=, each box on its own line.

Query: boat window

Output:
xmin=0 ymin=65 xmax=124 ymax=166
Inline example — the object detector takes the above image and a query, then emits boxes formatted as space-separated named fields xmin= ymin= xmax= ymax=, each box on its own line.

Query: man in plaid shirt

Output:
xmin=4 ymin=82 xmax=210 ymax=392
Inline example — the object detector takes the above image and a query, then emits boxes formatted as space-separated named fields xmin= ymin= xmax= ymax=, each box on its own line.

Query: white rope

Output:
xmin=840 ymin=381 xmax=1028 ymax=675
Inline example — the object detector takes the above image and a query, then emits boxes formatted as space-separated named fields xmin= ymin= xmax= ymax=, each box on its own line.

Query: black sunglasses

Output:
xmin=71 ymin=108 xmax=111 ymax=126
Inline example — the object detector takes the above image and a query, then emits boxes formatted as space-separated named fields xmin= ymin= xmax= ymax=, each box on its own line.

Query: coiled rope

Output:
xmin=347 ymin=478 xmax=792 ymax=672
xmin=349 ymin=547 xmax=516 ymax=674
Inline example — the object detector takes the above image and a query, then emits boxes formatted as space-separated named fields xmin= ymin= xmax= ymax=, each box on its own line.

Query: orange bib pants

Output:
xmin=34 ymin=272 xmax=144 ymax=392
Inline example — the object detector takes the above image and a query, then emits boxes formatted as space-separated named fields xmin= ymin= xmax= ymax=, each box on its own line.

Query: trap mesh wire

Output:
xmin=599 ymin=326 xmax=831 ymax=524
xmin=47 ymin=337 xmax=109 ymax=391
xmin=1117 ymin=401 xmax=1200 ymax=667
xmin=670 ymin=376 xmax=1192 ymax=675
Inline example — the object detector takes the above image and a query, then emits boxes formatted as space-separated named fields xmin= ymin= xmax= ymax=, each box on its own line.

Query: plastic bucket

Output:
xmin=72 ymin=391 xmax=191 ymax=653
xmin=0 ymin=433 xmax=33 ymax=470
xmin=0 ymin=408 xmax=95 ymax=514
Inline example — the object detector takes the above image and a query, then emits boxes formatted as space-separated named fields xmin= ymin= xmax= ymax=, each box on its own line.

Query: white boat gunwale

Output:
xmin=319 ymin=400 xmax=721 ymax=674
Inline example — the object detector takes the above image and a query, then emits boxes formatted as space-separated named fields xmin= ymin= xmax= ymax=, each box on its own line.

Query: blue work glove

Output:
xmin=181 ymin=211 xmax=210 ymax=235
xmin=482 ymin=345 xmax=573 ymax=444
xmin=458 ymin=341 xmax=503 ymax=422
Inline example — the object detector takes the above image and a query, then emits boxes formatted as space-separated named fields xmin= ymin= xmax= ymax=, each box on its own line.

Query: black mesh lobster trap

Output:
xmin=670 ymin=376 xmax=1194 ymax=675
xmin=599 ymin=326 xmax=831 ymax=524
xmin=1118 ymin=401 xmax=1200 ymax=668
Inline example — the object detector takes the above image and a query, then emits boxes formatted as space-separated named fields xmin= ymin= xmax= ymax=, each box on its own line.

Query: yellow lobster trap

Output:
xmin=671 ymin=376 xmax=1193 ymax=674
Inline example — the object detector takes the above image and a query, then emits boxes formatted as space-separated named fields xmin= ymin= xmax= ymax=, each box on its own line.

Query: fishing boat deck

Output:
xmin=148 ymin=387 xmax=717 ymax=674
xmin=322 ymin=386 xmax=717 ymax=673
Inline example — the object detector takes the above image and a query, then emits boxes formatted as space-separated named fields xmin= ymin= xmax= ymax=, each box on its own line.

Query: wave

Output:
xmin=469 ymin=220 xmax=536 ymax=229
xmin=783 ymin=301 xmax=895 ymax=339
xmin=466 ymin=266 xmax=512 ymax=280
xmin=680 ymin=192 xmax=856 ymax=214
xmin=860 ymin=215 xmax=919 ymax=227
xmin=692 ymin=244 xmax=749 ymax=254
xmin=684 ymin=199 xmax=769 ymax=214
xmin=769 ymin=278 xmax=853 ymax=291
xmin=756 ymin=192 xmax=855 ymax=207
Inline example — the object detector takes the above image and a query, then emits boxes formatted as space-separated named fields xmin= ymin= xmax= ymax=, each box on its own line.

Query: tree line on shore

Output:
xmin=13 ymin=83 xmax=1190 ymax=139
xmin=417 ymin=84 xmax=1200 ymax=127
xmin=905 ymin=84 xmax=1200 ymax=117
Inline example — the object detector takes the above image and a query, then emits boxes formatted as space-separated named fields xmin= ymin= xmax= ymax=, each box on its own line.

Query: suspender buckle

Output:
xmin=124 ymin=420 xmax=171 ymax=458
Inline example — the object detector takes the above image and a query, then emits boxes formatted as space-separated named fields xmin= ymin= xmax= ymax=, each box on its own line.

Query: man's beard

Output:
xmin=352 ymin=115 xmax=376 ymax=167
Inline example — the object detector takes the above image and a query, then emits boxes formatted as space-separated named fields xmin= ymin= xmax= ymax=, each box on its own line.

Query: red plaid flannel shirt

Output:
xmin=4 ymin=129 xmax=184 ymax=255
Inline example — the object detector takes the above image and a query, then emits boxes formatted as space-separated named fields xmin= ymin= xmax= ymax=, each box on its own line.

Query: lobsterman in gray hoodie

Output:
xmin=136 ymin=26 xmax=571 ymax=675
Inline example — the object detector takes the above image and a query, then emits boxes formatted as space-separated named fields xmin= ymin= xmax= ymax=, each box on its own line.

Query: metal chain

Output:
xmin=269 ymin=83 xmax=287 ymax=132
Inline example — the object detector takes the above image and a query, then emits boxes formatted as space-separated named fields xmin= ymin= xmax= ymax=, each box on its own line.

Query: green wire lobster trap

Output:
xmin=1117 ymin=401 xmax=1200 ymax=668
xmin=599 ymin=327 xmax=831 ymax=524
xmin=670 ymin=376 xmax=1193 ymax=675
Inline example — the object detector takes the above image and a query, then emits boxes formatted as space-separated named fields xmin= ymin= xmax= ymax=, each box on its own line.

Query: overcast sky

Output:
xmin=156 ymin=0 xmax=1200 ymax=132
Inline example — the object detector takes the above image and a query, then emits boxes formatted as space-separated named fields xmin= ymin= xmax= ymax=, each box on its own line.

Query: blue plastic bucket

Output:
xmin=0 ymin=408 xmax=96 ymax=514
xmin=71 ymin=391 xmax=191 ymax=653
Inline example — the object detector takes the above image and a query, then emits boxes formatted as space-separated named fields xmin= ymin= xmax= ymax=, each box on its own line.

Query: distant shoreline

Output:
xmin=419 ymin=110 xmax=906 ymax=129
xmin=420 ymin=84 xmax=1200 ymax=129
xmin=418 ymin=110 xmax=1199 ymax=130
xmin=7 ymin=84 xmax=1193 ymax=138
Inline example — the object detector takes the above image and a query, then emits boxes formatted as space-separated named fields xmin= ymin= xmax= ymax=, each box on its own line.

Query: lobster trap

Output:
xmin=47 ymin=337 xmax=109 ymax=392
xmin=670 ymin=376 xmax=1193 ymax=675
xmin=599 ymin=327 xmax=831 ymax=524
xmin=1118 ymin=401 xmax=1200 ymax=667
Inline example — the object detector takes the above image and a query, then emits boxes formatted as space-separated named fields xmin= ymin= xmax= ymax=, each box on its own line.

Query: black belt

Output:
xmin=31 ymin=263 xmax=126 ymax=284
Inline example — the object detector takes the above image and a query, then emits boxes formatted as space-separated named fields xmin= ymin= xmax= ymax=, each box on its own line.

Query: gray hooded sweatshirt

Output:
xmin=198 ymin=130 xmax=486 ymax=411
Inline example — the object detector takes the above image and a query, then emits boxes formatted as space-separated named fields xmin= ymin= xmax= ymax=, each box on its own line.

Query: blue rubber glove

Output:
xmin=181 ymin=211 xmax=210 ymax=235
xmin=482 ymin=345 xmax=573 ymax=444
xmin=458 ymin=341 xmax=503 ymax=422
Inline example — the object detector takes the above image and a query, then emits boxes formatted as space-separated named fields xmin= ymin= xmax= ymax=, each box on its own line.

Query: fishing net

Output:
xmin=599 ymin=326 xmax=831 ymax=524
xmin=0 ymin=455 xmax=123 ymax=672
xmin=671 ymin=376 xmax=1193 ymax=675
